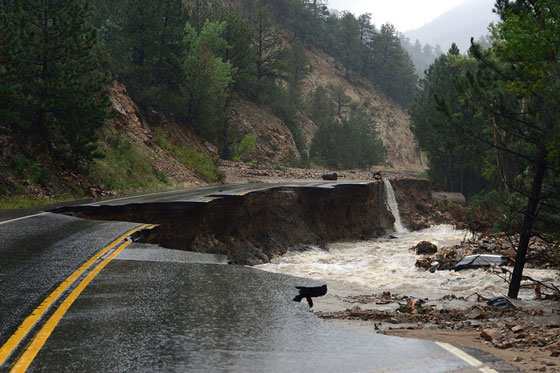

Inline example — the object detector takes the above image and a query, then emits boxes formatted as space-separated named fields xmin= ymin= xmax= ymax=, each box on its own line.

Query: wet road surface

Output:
xmin=0 ymin=184 xmax=516 ymax=372
xmin=27 ymin=252 xmax=479 ymax=372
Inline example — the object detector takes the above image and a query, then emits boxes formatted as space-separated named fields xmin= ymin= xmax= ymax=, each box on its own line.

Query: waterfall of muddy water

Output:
xmin=256 ymin=225 xmax=555 ymax=300
xmin=383 ymin=179 xmax=406 ymax=233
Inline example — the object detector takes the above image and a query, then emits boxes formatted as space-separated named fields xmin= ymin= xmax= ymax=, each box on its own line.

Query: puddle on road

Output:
xmin=256 ymin=225 xmax=557 ymax=301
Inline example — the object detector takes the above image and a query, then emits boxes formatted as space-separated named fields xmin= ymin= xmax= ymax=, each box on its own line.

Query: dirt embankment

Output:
xmin=51 ymin=177 xmax=432 ymax=265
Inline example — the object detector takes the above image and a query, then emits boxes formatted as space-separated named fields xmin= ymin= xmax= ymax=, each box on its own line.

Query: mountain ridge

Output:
xmin=405 ymin=0 xmax=498 ymax=52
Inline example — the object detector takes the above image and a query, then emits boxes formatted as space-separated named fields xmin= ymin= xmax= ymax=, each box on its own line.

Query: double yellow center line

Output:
xmin=0 ymin=223 xmax=156 ymax=372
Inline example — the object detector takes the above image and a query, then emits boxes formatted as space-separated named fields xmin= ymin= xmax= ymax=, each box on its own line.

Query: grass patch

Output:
xmin=154 ymin=129 xmax=224 ymax=183
xmin=0 ymin=195 xmax=74 ymax=210
xmin=90 ymin=134 xmax=170 ymax=192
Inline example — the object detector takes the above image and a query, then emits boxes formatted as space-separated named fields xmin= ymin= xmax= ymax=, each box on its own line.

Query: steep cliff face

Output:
xmin=101 ymin=82 xmax=218 ymax=187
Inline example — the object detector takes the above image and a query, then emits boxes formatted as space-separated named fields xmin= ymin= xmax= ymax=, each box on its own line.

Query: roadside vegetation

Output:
xmin=409 ymin=0 xmax=560 ymax=297
xmin=1 ymin=0 xmax=425 ymax=204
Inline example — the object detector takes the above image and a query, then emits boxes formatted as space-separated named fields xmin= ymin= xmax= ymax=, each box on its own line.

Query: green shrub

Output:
xmin=30 ymin=162 xmax=50 ymax=185
xmin=154 ymin=128 xmax=172 ymax=151
xmin=233 ymin=134 xmax=256 ymax=162
xmin=154 ymin=129 xmax=224 ymax=183
xmin=175 ymin=147 xmax=224 ymax=183
xmin=12 ymin=154 xmax=30 ymax=178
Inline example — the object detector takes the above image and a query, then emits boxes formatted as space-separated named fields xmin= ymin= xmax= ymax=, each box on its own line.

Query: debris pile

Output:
xmin=318 ymin=292 xmax=560 ymax=356
xmin=414 ymin=233 xmax=559 ymax=273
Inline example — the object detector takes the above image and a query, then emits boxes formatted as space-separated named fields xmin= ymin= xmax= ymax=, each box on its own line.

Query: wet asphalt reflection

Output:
xmin=27 ymin=258 xmax=473 ymax=372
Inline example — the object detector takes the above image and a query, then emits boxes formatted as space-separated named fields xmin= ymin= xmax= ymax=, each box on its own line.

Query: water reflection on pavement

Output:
xmin=28 ymin=260 xmax=471 ymax=372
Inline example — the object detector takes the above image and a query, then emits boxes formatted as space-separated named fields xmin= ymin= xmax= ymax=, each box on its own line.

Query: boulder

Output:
xmin=481 ymin=328 xmax=498 ymax=342
xmin=412 ymin=241 xmax=438 ymax=255
xmin=322 ymin=172 xmax=338 ymax=181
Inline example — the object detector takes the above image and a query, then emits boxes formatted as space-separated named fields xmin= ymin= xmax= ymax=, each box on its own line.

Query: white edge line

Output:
xmin=0 ymin=212 xmax=49 ymax=226
xmin=0 ymin=189 xmax=190 ymax=226
xmin=436 ymin=342 xmax=498 ymax=373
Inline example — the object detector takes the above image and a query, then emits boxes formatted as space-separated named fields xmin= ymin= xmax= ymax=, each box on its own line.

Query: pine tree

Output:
xmin=182 ymin=21 xmax=235 ymax=146
xmin=104 ymin=0 xmax=186 ymax=110
xmin=459 ymin=0 xmax=560 ymax=298
xmin=3 ymin=0 xmax=109 ymax=164
xmin=328 ymin=83 xmax=351 ymax=118
xmin=249 ymin=0 xmax=284 ymax=83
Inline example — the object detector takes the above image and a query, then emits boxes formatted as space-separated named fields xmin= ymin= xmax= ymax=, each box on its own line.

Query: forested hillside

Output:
xmin=0 ymin=0 xmax=423 ymax=204
xmin=408 ymin=0 xmax=559 ymax=297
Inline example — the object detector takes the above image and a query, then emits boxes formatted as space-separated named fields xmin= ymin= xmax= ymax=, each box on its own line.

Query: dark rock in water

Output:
xmin=453 ymin=254 xmax=508 ymax=271
xmin=291 ymin=244 xmax=318 ymax=252
xmin=415 ymin=257 xmax=432 ymax=270
xmin=412 ymin=241 xmax=438 ymax=255
xmin=322 ymin=172 xmax=338 ymax=181
xmin=389 ymin=235 xmax=399 ymax=239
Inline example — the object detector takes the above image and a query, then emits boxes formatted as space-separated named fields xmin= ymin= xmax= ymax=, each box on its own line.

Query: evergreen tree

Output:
xmin=307 ymin=85 xmax=335 ymax=123
xmin=182 ymin=21 xmax=235 ymax=146
xmin=409 ymin=48 xmax=488 ymax=197
xmin=336 ymin=12 xmax=362 ymax=77
xmin=249 ymin=0 xmax=284 ymax=84
xmin=341 ymin=105 xmax=386 ymax=170
xmin=458 ymin=0 xmax=560 ymax=298
xmin=2 ymin=0 xmax=109 ymax=164
xmin=102 ymin=0 xmax=186 ymax=111
xmin=328 ymin=83 xmax=352 ymax=117
xmin=286 ymin=39 xmax=309 ymax=87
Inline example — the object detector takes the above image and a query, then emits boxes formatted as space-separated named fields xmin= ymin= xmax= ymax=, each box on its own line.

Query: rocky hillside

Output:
xmin=1 ymin=49 xmax=425 ymax=206
xmin=227 ymin=45 xmax=427 ymax=171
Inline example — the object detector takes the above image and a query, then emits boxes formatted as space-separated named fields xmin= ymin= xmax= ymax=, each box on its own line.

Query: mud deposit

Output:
xmin=51 ymin=179 xmax=432 ymax=265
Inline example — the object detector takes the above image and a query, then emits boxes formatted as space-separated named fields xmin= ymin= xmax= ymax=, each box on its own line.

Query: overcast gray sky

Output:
xmin=327 ymin=0 xmax=465 ymax=31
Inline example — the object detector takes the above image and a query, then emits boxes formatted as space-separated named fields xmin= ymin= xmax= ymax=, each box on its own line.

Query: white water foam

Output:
xmin=383 ymin=179 xmax=406 ymax=233
xmin=256 ymin=225 xmax=557 ymax=300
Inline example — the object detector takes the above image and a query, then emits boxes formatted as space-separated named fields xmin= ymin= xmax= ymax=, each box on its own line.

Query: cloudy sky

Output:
xmin=327 ymin=0 xmax=465 ymax=32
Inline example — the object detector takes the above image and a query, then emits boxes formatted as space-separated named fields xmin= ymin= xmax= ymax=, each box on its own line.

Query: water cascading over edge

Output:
xmin=383 ymin=179 xmax=407 ymax=233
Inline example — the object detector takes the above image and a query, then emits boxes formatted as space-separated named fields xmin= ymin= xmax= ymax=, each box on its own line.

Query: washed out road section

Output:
xmin=27 ymin=258 xmax=475 ymax=373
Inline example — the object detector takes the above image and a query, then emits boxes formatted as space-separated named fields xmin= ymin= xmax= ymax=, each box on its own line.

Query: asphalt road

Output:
xmin=0 ymin=184 xmax=517 ymax=372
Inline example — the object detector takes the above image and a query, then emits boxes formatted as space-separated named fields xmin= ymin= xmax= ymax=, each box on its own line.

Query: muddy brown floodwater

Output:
xmin=255 ymin=225 xmax=560 ymax=372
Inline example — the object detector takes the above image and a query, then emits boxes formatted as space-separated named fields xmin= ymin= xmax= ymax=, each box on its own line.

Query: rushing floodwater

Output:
xmin=383 ymin=179 xmax=407 ymax=233
xmin=256 ymin=225 xmax=556 ymax=300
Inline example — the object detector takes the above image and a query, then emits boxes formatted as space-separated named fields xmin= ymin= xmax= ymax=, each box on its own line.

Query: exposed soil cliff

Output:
xmin=227 ymin=98 xmax=299 ymax=163
xmin=52 ymin=178 xmax=432 ymax=265
xmin=101 ymin=82 xmax=217 ymax=186
xmin=302 ymin=48 xmax=426 ymax=171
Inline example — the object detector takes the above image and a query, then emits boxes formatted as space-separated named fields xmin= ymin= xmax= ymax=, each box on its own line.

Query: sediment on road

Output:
xmin=50 ymin=179 xmax=432 ymax=265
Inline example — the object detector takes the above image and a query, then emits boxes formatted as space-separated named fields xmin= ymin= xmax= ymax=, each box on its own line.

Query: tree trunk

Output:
xmin=507 ymin=150 xmax=547 ymax=298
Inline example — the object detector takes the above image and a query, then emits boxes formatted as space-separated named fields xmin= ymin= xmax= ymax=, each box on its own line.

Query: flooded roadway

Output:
xmin=23 ymin=245 xmax=485 ymax=372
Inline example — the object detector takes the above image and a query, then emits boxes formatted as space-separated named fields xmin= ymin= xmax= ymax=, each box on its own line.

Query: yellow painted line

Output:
xmin=201 ymin=197 xmax=219 ymax=203
xmin=436 ymin=342 xmax=498 ymax=373
xmin=0 ymin=224 xmax=150 ymax=367
xmin=11 ymin=240 xmax=133 ymax=372
xmin=233 ymin=187 xmax=272 ymax=196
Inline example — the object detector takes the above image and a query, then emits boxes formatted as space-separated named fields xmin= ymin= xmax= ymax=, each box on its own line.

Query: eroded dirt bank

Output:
xmin=51 ymin=179 xmax=431 ymax=265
